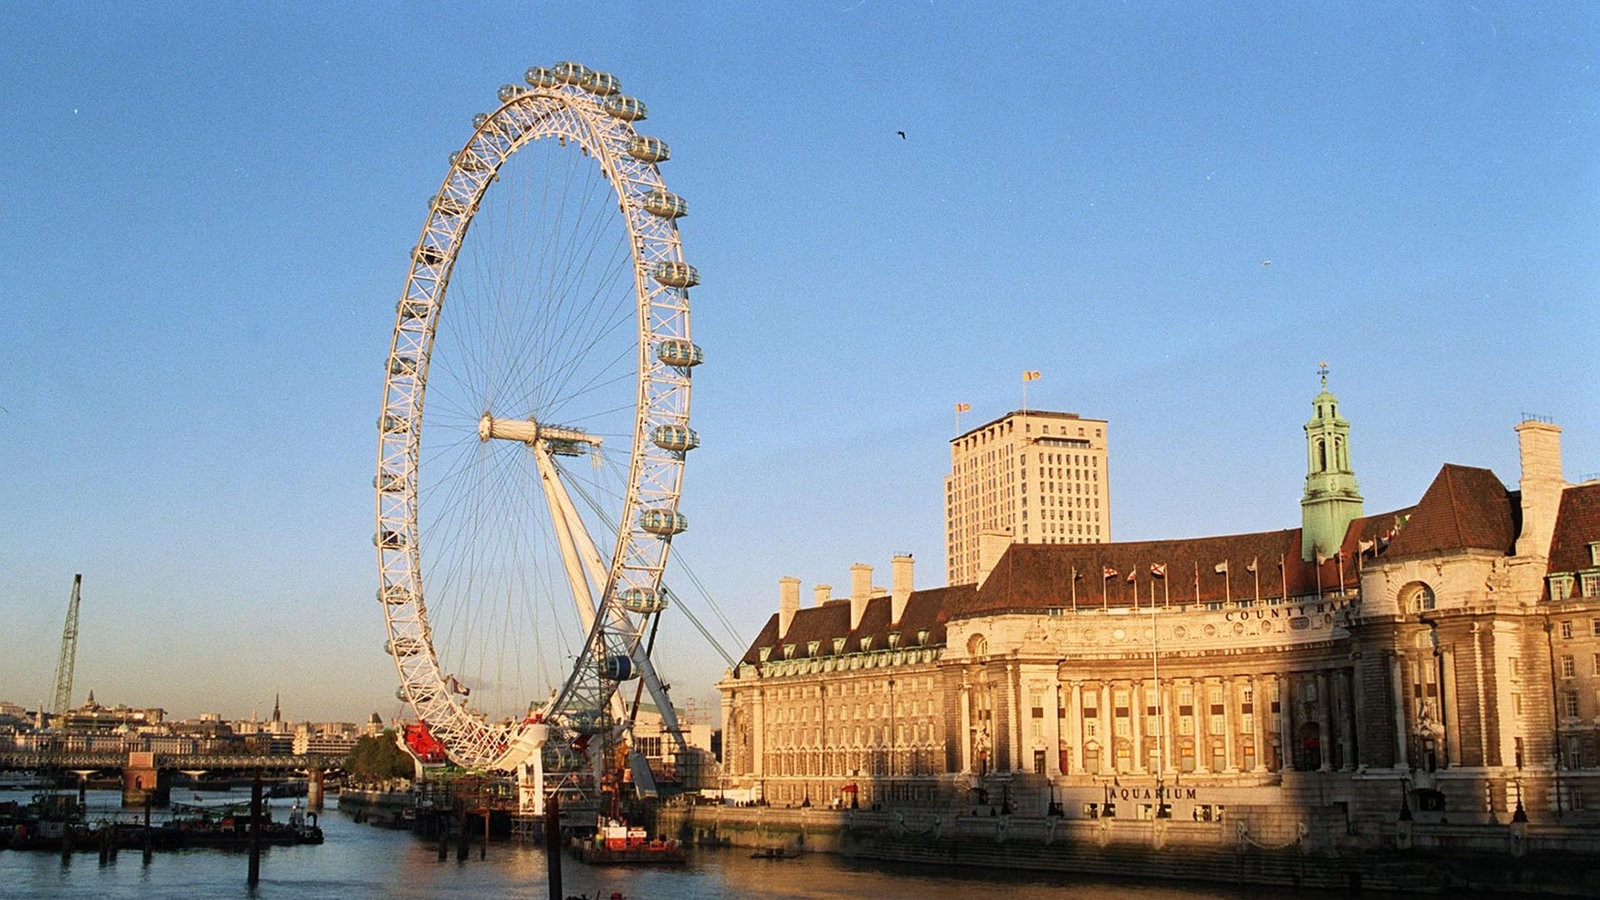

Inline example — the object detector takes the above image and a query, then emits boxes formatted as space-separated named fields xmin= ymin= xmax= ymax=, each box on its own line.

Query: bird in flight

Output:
xmin=896 ymin=131 xmax=906 ymax=140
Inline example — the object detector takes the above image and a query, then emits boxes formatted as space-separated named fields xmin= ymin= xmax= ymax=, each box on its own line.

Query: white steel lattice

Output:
xmin=375 ymin=66 xmax=698 ymax=771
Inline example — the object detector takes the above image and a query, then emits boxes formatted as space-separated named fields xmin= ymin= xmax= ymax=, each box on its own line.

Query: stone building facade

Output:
xmin=719 ymin=380 xmax=1599 ymax=828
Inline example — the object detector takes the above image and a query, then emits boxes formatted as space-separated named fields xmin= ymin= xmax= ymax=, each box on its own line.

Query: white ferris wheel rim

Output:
xmin=374 ymin=64 xmax=696 ymax=770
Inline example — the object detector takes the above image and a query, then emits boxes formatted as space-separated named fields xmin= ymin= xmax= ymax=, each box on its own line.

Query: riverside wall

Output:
xmin=656 ymin=803 xmax=1600 ymax=895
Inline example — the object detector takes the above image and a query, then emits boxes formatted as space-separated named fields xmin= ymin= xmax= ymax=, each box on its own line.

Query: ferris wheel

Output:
xmin=374 ymin=61 xmax=701 ymax=776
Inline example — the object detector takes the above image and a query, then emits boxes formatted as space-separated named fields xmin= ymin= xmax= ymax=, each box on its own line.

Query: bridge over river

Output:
xmin=0 ymin=750 xmax=345 ymax=807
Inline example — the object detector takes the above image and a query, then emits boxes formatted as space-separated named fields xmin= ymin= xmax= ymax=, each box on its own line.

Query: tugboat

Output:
xmin=570 ymin=818 xmax=685 ymax=865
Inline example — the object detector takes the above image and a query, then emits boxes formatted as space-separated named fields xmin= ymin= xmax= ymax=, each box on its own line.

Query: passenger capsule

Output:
xmin=602 ymin=95 xmax=647 ymax=121
xmin=578 ymin=70 xmax=620 ymax=96
xmin=385 ymin=636 xmax=424 ymax=657
xmin=395 ymin=685 xmax=435 ymax=703
xmin=448 ymin=150 xmax=489 ymax=172
xmin=525 ymin=66 xmax=558 ymax=88
xmin=642 ymin=190 xmax=688 ymax=219
xmin=413 ymin=245 xmax=446 ymax=267
xmin=430 ymin=195 xmax=466 ymax=217
xmin=397 ymin=297 xmax=431 ymax=321
xmin=639 ymin=508 xmax=688 ymax=536
xmin=565 ymin=709 xmax=604 ymax=735
xmin=626 ymin=135 xmax=670 ymax=163
xmin=655 ymin=339 xmax=704 ymax=368
xmin=650 ymin=425 xmax=699 ymax=452
xmin=618 ymin=587 xmax=667 ymax=614
xmin=379 ymin=584 xmax=412 ymax=605
xmin=374 ymin=472 xmax=406 ymax=493
xmin=604 ymin=654 xmax=636 ymax=681
xmin=552 ymin=61 xmax=590 ymax=85
xmin=497 ymin=84 xmax=527 ymax=103
xmin=473 ymin=112 xmax=491 ymax=129
xmin=374 ymin=530 xmax=408 ymax=549
xmin=651 ymin=261 xmax=699 ymax=288
xmin=389 ymin=355 xmax=418 ymax=377
xmin=379 ymin=414 xmax=411 ymax=434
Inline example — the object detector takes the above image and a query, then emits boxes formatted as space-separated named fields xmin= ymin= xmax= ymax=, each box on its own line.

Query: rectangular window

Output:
xmin=1564 ymin=692 xmax=1580 ymax=719
xmin=1562 ymin=620 xmax=1575 ymax=640
xmin=1512 ymin=693 xmax=1523 ymax=716
xmin=1563 ymin=655 xmax=1577 ymax=678
xmin=1509 ymin=656 xmax=1522 ymax=677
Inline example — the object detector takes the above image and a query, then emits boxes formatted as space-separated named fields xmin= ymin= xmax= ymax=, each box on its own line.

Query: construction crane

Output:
xmin=51 ymin=574 xmax=82 ymax=726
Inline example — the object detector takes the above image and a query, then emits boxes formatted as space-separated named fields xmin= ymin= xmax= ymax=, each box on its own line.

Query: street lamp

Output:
xmin=887 ymin=678 xmax=896 ymax=804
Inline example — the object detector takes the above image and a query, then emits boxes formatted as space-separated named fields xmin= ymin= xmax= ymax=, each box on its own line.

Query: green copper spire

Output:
xmin=1301 ymin=362 xmax=1363 ymax=561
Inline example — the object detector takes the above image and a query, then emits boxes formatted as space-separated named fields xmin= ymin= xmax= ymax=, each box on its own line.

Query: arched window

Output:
xmin=1398 ymin=581 xmax=1436 ymax=613
xmin=967 ymin=633 xmax=988 ymax=658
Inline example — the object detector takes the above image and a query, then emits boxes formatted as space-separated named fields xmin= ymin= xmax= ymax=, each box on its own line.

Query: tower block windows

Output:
xmin=1300 ymin=364 xmax=1364 ymax=561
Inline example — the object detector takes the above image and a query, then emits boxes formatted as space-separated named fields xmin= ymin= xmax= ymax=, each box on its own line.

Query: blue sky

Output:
xmin=2 ymin=3 xmax=1595 ymax=722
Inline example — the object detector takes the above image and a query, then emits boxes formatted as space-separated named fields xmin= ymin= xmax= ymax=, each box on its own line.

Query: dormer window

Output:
xmin=887 ymin=632 xmax=900 ymax=649
xmin=1590 ymin=542 xmax=1600 ymax=567
xmin=859 ymin=636 xmax=873 ymax=653
xmin=916 ymin=629 xmax=929 ymax=646
xmin=832 ymin=638 xmax=846 ymax=654
xmin=1551 ymin=575 xmax=1575 ymax=602
xmin=807 ymin=640 xmax=821 ymax=657
xmin=758 ymin=647 xmax=772 ymax=662
xmin=782 ymin=644 xmax=796 ymax=660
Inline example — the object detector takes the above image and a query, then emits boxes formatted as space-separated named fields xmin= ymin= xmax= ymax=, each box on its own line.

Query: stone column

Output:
xmin=1316 ymin=671 xmax=1332 ymax=772
xmin=1131 ymin=680 xmax=1147 ymax=774
xmin=1100 ymin=683 xmax=1113 ymax=774
xmin=1441 ymin=648 xmax=1461 ymax=769
xmin=1193 ymin=678 xmax=1210 ymax=774
xmin=1390 ymin=653 xmax=1409 ymax=770
xmin=958 ymin=680 xmax=972 ymax=774
xmin=1223 ymin=676 xmax=1239 ymax=773
xmin=1278 ymin=674 xmax=1295 ymax=770
xmin=1335 ymin=670 xmax=1354 ymax=770
xmin=1046 ymin=675 xmax=1064 ymax=778
xmin=1068 ymin=681 xmax=1084 ymax=775
xmin=1250 ymin=675 xmax=1265 ymax=772
xmin=752 ymin=687 xmax=767 ymax=778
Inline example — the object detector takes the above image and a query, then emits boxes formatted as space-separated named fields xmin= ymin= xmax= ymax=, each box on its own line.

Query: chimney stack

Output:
xmin=890 ymin=554 xmax=914 ymax=625
xmin=850 ymin=563 xmax=872 ymax=630
xmin=813 ymin=584 xmax=831 ymax=607
xmin=976 ymin=529 xmax=1011 ymax=590
xmin=1515 ymin=419 xmax=1566 ymax=558
xmin=778 ymin=576 xmax=801 ymax=639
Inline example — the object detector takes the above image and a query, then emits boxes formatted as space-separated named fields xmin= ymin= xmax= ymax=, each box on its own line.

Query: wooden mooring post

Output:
xmin=247 ymin=770 xmax=263 ymax=886
xmin=545 ymin=791 xmax=562 ymax=900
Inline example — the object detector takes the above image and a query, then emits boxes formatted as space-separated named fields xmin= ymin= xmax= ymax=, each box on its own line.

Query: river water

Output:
xmin=1 ymin=791 xmax=1387 ymax=898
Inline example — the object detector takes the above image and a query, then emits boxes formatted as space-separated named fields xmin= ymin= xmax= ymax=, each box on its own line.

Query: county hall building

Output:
xmin=717 ymin=375 xmax=1600 ymax=831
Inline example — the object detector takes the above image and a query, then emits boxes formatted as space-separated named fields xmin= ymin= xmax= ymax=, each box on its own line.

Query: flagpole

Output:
xmin=1338 ymin=551 xmax=1346 ymax=594
xmin=1279 ymin=553 xmax=1287 ymax=602
xmin=1225 ymin=567 xmax=1231 ymax=605
xmin=1102 ymin=570 xmax=1108 ymax=610
xmin=1163 ymin=573 xmax=1169 ymax=610
xmin=1192 ymin=560 xmax=1199 ymax=605
xmin=1252 ymin=560 xmax=1260 ymax=604
xmin=1071 ymin=567 xmax=1077 ymax=612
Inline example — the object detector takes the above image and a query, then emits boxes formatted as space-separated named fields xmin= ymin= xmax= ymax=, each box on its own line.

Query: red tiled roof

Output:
xmin=1384 ymin=464 xmax=1517 ymax=558
xmin=949 ymin=524 xmax=1390 ymax=617
xmin=1548 ymin=482 xmax=1600 ymax=574
xmin=738 ymin=585 xmax=968 ymax=665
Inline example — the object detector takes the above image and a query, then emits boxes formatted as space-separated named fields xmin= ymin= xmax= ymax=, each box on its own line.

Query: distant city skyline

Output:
xmin=2 ymin=5 xmax=1595 ymax=721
